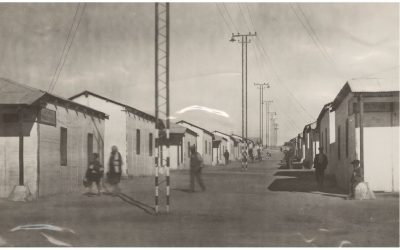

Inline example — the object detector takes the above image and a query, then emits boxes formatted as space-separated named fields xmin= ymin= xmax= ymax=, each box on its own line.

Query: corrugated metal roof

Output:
xmin=0 ymin=78 xmax=108 ymax=119
xmin=169 ymin=123 xmax=187 ymax=134
xmin=0 ymin=78 xmax=45 ymax=105
xmin=347 ymin=78 xmax=399 ymax=92
xmin=332 ymin=79 xmax=399 ymax=110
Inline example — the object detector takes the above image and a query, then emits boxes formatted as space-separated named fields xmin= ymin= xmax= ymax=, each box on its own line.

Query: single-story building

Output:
xmin=212 ymin=134 xmax=227 ymax=165
xmin=213 ymin=131 xmax=236 ymax=161
xmin=316 ymin=102 xmax=335 ymax=176
xmin=161 ymin=123 xmax=197 ymax=170
xmin=329 ymin=79 xmax=399 ymax=192
xmin=70 ymin=91 xmax=156 ymax=177
xmin=302 ymin=122 xmax=319 ymax=169
xmin=176 ymin=120 xmax=213 ymax=166
xmin=0 ymin=78 xmax=107 ymax=199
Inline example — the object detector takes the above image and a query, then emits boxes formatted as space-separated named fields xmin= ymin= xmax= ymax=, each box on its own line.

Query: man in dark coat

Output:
xmin=223 ymin=149 xmax=230 ymax=165
xmin=313 ymin=147 xmax=328 ymax=189
xmin=189 ymin=146 xmax=206 ymax=192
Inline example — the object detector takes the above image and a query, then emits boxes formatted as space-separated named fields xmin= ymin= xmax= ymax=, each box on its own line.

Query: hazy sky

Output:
xmin=0 ymin=2 xmax=398 ymax=144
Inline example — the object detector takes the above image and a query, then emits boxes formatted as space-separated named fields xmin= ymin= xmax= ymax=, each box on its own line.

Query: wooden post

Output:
xmin=358 ymin=95 xmax=364 ymax=170
xmin=18 ymin=108 xmax=24 ymax=186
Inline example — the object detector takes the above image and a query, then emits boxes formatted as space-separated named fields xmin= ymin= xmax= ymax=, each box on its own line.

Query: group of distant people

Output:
xmin=240 ymin=143 xmax=267 ymax=171
xmin=83 ymin=145 xmax=123 ymax=195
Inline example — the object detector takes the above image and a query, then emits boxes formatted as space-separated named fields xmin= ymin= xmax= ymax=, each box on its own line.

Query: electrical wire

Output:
xmin=215 ymin=3 xmax=235 ymax=34
xmin=49 ymin=3 xmax=86 ymax=93
xmin=48 ymin=3 xmax=81 ymax=92
xmin=221 ymin=3 xmax=240 ymax=33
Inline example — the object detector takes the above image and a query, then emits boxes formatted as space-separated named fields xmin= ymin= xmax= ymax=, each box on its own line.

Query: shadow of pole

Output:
xmin=104 ymin=192 xmax=156 ymax=216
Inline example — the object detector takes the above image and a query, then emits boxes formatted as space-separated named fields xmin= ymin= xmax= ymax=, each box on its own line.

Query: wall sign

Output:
xmin=39 ymin=108 xmax=56 ymax=126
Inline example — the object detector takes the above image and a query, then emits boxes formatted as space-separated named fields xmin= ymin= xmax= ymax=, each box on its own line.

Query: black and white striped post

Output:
xmin=155 ymin=143 xmax=159 ymax=214
xmin=165 ymin=129 xmax=170 ymax=213
xmin=155 ymin=2 xmax=170 ymax=215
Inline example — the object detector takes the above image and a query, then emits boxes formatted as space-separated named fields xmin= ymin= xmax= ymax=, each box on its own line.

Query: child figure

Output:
xmin=83 ymin=153 xmax=104 ymax=195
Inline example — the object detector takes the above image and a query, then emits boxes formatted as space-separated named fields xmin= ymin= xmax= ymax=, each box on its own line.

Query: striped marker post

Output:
xmin=165 ymin=129 xmax=170 ymax=213
xmin=155 ymin=142 xmax=159 ymax=214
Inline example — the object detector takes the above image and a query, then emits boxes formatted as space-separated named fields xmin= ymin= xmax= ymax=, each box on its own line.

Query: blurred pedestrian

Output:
xmin=83 ymin=153 xmax=103 ymax=195
xmin=223 ymin=149 xmax=230 ymax=165
xmin=189 ymin=145 xmax=206 ymax=192
xmin=106 ymin=145 xmax=123 ymax=194
xmin=248 ymin=147 xmax=254 ymax=162
xmin=241 ymin=147 xmax=248 ymax=171
xmin=313 ymin=147 xmax=328 ymax=189
xmin=257 ymin=144 xmax=262 ymax=161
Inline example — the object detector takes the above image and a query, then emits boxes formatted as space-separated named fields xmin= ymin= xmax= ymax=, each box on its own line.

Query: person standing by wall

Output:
xmin=348 ymin=159 xmax=364 ymax=199
xmin=313 ymin=147 xmax=328 ymax=190
xmin=106 ymin=145 xmax=123 ymax=194
xmin=189 ymin=146 xmax=206 ymax=192
xmin=223 ymin=149 xmax=230 ymax=165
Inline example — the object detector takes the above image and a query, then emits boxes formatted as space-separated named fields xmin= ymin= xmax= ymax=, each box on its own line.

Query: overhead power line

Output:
xmin=48 ymin=3 xmax=86 ymax=93
xmin=221 ymin=3 xmax=240 ymax=33
xmin=215 ymin=3 xmax=235 ymax=34
xmin=290 ymin=3 xmax=344 ymax=80
xmin=48 ymin=3 xmax=81 ymax=92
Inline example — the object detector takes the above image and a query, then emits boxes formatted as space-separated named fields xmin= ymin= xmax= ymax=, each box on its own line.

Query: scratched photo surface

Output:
xmin=0 ymin=2 xmax=398 ymax=247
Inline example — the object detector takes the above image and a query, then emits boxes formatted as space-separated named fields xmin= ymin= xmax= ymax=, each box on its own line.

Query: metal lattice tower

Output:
xmin=155 ymin=2 xmax=170 ymax=214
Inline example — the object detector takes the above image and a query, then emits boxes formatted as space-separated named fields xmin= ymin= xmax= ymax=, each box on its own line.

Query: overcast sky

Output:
xmin=0 ymin=2 xmax=398 ymax=144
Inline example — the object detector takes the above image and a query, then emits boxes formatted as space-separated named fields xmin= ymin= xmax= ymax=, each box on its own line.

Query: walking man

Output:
xmin=189 ymin=146 xmax=206 ymax=192
xmin=223 ymin=149 xmax=230 ymax=165
xmin=313 ymin=147 xmax=328 ymax=189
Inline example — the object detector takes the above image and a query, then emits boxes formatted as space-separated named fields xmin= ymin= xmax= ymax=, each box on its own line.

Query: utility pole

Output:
xmin=263 ymin=100 xmax=273 ymax=147
xmin=254 ymin=83 xmax=270 ymax=145
xmin=270 ymin=112 xmax=277 ymax=146
xmin=155 ymin=2 xmax=170 ymax=214
xmin=274 ymin=121 xmax=279 ymax=146
xmin=230 ymin=32 xmax=257 ymax=140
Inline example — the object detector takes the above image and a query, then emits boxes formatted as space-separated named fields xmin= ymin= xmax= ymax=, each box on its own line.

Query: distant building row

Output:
xmin=0 ymin=78 xmax=251 ymax=199
xmin=286 ymin=79 xmax=399 ymax=192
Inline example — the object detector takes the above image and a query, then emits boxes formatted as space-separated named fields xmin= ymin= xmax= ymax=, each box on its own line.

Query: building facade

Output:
xmin=0 ymin=79 xmax=107 ymax=198
xmin=70 ymin=91 xmax=156 ymax=177
xmin=176 ymin=120 xmax=213 ymax=166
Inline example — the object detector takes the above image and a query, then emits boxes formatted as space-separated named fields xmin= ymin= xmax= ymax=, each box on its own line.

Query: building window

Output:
xmin=87 ymin=133 xmax=93 ymax=164
xmin=320 ymin=132 xmax=323 ymax=149
xmin=325 ymin=128 xmax=328 ymax=154
xmin=60 ymin=127 xmax=67 ymax=166
xmin=329 ymin=111 xmax=335 ymax=143
xmin=149 ymin=133 xmax=153 ymax=156
xmin=205 ymin=140 xmax=207 ymax=154
xmin=209 ymin=142 xmax=211 ymax=154
xmin=180 ymin=141 xmax=183 ymax=163
xmin=136 ymin=129 xmax=141 ymax=155
xmin=337 ymin=126 xmax=341 ymax=160
xmin=346 ymin=119 xmax=349 ymax=158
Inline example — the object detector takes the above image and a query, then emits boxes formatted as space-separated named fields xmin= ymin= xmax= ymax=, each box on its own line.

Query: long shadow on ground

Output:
xmin=268 ymin=170 xmax=347 ymax=198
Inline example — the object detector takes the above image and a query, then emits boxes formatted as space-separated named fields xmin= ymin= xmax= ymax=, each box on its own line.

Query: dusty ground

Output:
xmin=0 ymin=150 xmax=398 ymax=247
